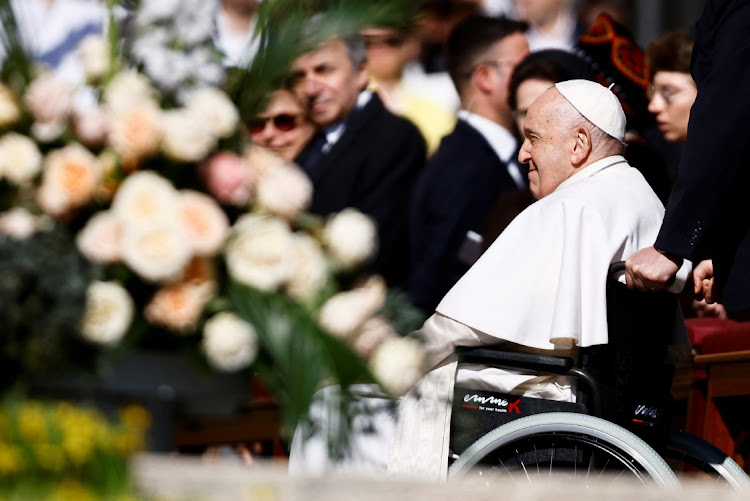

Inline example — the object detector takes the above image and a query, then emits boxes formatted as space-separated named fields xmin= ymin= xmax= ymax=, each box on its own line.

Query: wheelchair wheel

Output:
xmin=449 ymin=412 xmax=678 ymax=486
xmin=664 ymin=430 xmax=750 ymax=490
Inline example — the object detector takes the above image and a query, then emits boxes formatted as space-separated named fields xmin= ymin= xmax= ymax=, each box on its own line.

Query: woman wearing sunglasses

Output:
xmin=249 ymin=89 xmax=316 ymax=163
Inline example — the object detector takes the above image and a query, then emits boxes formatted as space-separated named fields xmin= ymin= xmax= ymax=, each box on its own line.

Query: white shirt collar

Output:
xmin=555 ymin=155 xmax=629 ymax=192
xmin=457 ymin=109 xmax=517 ymax=164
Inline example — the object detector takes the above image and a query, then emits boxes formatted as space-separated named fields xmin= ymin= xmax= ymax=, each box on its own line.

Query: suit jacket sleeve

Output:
xmin=655 ymin=0 xmax=750 ymax=260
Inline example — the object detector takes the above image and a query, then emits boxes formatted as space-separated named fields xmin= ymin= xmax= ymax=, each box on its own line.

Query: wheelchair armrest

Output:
xmin=455 ymin=347 xmax=575 ymax=375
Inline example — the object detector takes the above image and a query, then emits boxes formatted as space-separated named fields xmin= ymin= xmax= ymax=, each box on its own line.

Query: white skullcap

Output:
xmin=555 ymin=79 xmax=626 ymax=141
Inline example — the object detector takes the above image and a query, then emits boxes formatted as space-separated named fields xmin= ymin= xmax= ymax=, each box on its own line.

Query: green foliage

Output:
xmin=0 ymin=0 xmax=35 ymax=93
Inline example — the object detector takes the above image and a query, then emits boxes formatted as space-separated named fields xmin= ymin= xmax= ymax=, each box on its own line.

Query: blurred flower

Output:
xmin=112 ymin=170 xmax=178 ymax=227
xmin=36 ymin=143 xmax=101 ymax=217
xmin=173 ymin=0 xmax=216 ymax=46
xmin=0 ymin=83 xmax=20 ymax=128
xmin=80 ymin=281 xmax=134 ymax=346
xmin=76 ymin=211 xmax=122 ymax=263
xmin=243 ymin=143 xmax=283 ymax=178
xmin=160 ymin=109 xmax=216 ymax=162
xmin=200 ymin=152 xmax=254 ymax=206
xmin=323 ymin=208 xmax=378 ymax=270
xmin=318 ymin=276 xmax=387 ymax=338
xmin=73 ymin=106 xmax=110 ymax=147
xmin=0 ymin=132 xmax=42 ymax=186
xmin=24 ymin=73 xmax=74 ymax=125
xmin=144 ymin=273 xmax=216 ymax=334
xmin=202 ymin=311 xmax=258 ymax=372
xmin=286 ymin=233 xmax=329 ymax=303
xmin=78 ymin=34 xmax=110 ymax=83
xmin=136 ymin=0 xmax=181 ymax=24
xmin=121 ymin=221 xmax=192 ymax=283
xmin=108 ymin=102 xmax=163 ymax=163
xmin=103 ymin=71 xmax=157 ymax=115
xmin=369 ymin=336 xmax=426 ymax=396
xmin=178 ymin=190 xmax=229 ymax=256
xmin=256 ymin=162 xmax=312 ymax=220
xmin=226 ymin=215 xmax=294 ymax=292
xmin=0 ymin=208 xmax=44 ymax=240
xmin=185 ymin=87 xmax=239 ymax=139
xmin=352 ymin=316 xmax=398 ymax=358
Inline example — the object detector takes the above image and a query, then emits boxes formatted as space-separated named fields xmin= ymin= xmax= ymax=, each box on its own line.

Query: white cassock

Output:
xmin=388 ymin=155 xmax=691 ymax=479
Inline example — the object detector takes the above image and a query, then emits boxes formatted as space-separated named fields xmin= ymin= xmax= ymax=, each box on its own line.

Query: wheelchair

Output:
xmin=445 ymin=262 xmax=750 ymax=489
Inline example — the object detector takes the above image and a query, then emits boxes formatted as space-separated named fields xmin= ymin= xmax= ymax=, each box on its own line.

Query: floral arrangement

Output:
xmin=0 ymin=0 xmax=426 ymax=443
xmin=0 ymin=397 xmax=148 ymax=499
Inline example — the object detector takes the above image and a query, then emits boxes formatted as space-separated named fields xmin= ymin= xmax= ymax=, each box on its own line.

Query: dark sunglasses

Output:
xmin=363 ymin=34 xmax=405 ymax=49
xmin=249 ymin=114 xmax=298 ymax=134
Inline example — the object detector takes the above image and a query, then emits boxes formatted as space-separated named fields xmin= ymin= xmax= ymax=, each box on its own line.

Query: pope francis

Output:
xmin=388 ymin=80 xmax=691 ymax=479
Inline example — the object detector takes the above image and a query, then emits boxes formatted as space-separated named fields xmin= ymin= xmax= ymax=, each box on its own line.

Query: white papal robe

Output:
xmin=388 ymin=155 xmax=691 ymax=480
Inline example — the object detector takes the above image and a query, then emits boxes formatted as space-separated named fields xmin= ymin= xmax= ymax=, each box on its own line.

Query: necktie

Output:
xmin=302 ymin=132 xmax=328 ymax=175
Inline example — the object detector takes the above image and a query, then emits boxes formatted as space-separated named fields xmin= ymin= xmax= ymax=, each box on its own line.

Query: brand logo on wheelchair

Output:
xmin=462 ymin=394 xmax=521 ymax=414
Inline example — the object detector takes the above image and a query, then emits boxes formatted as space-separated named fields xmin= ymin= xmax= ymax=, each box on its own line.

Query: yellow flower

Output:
xmin=35 ymin=443 xmax=66 ymax=472
xmin=0 ymin=443 xmax=24 ymax=475
xmin=62 ymin=430 xmax=94 ymax=466
xmin=114 ymin=430 xmax=144 ymax=455
xmin=120 ymin=404 xmax=151 ymax=432
xmin=18 ymin=402 xmax=48 ymax=442
xmin=54 ymin=479 xmax=95 ymax=501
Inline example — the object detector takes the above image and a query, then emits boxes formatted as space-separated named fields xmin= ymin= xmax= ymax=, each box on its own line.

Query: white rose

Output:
xmin=37 ymin=143 xmax=101 ymax=217
xmin=369 ymin=337 xmax=426 ymax=396
xmin=0 ymin=208 xmax=40 ymax=239
xmin=24 ymin=73 xmax=74 ymax=124
xmin=76 ymin=211 xmax=122 ymax=263
xmin=177 ymin=190 xmax=229 ymax=256
xmin=286 ymin=233 xmax=329 ymax=303
xmin=0 ymin=83 xmax=21 ymax=128
xmin=318 ymin=276 xmax=387 ymax=339
xmin=352 ymin=316 xmax=398 ymax=359
xmin=112 ymin=170 xmax=179 ymax=227
xmin=185 ymin=87 xmax=239 ymax=139
xmin=161 ymin=109 xmax=216 ymax=162
xmin=121 ymin=221 xmax=192 ymax=283
xmin=78 ymin=34 xmax=109 ymax=83
xmin=80 ymin=281 xmax=134 ymax=347
xmin=73 ymin=106 xmax=109 ymax=147
xmin=108 ymin=102 xmax=163 ymax=163
xmin=256 ymin=163 xmax=312 ymax=220
xmin=0 ymin=133 xmax=42 ymax=185
xmin=323 ymin=208 xmax=378 ymax=270
xmin=243 ymin=143 xmax=285 ymax=178
xmin=225 ymin=215 xmax=294 ymax=292
xmin=30 ymin=120 xmax=65 ymax=143
xmin=103 ymin=71 xmax=157 ymax=115
xmin=202 ymin=312 xmax=258 ymax=372
xmin=145 ymin=275 xmax=216 ymax=334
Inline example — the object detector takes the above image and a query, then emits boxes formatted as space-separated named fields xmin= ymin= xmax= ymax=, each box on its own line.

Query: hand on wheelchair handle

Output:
xmin=623 ymin=247 xmax=681 ymax=291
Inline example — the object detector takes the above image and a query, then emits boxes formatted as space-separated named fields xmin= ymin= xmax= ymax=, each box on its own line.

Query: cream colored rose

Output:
xmin=369 ymin=336 xmax=426 ymax=396
xmin=103 ymin=71 xmax=157 ymax=115
xmin=30 ymin=120 xmax=65 ymax=143
xmin=202 ymin=312 xmax=258 ymax=372
xmin=108 ymin=102 xmax=163 ymax=162
xmin=323 ymin=208 xmax=378 ymax=270
xmin=225 ymin=214 xmax=294 ymax=292
xmin=185 ymin=87 xmax=239 ymax=139
xmin=77 ymin=34 xmax=110 ymax=83
xmin=0 ymin=84 xmax=21 ymax=128
xmin=24 ymin=73 xmax=74 ymax=124
xmin=352 ymin=316 xmax=398 ymax=359
xmin=112 ymin=170 xmax=179 ymax=227
xmin=121 ymin=221 xmax=192 ymax=283
xmin=286 ymin=233 xmax=329 ymax=303
xmin=160 ymin=109 xmax=216 ymax=163
xmin=36 ymin=143 xmax=101 ymax=217
xmin=80 ymin=281 xmax=134 ymax=347
xmin=0 ymin=133 xmax=42 ymax=186
xmin=73 ymin=106 xmax=109 ymax=147
xmin=256 ymin=162 xmax=312 ymax=220
xmin=76 ymin=211 xmax=122 ymax=263
xmin=144 ymin=262 xmax=217 ymax=334
xmin=318 ymin=276 xmax=387 ymax=339
xmin=0 ymin=208 xmax=40 ymax=239
xmin=177 ymin=190 xmax=229 ymax=256
xmin=242 ymin=143 xmax=284 ymax=178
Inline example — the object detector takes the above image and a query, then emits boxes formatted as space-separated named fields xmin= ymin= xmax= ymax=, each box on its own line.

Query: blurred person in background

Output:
xmin=290 ymin=29 xmax=426 ymax=289
xmin=214 ymin=0 xmax=261 ymax=68
xmin=248 ymin=88 xmax=316 ymax=163
xmin=408 ymin=15 xmax=529 ymax=315
xmin=512 ymin=0 xmax=583 ymax=51
xmin=362 ymin=22 xmax=455 ymax=155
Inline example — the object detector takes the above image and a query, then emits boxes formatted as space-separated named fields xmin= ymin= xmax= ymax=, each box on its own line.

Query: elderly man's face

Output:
xmin=518 ymin=89 xmax=575 ymax=199
xmin=289 ymin=38 xmax=369 ymax=128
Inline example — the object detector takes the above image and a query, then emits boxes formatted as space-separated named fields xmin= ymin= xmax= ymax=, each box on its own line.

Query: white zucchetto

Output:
xmin=555 ymin=79 xmax=626 ymax=141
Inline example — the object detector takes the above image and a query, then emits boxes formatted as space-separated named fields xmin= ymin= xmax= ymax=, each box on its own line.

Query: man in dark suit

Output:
xmin=408 ymin=16 xmax=529 ymax=314
xmin=625 ymin=0 xmax=750 ymax=319
xmin=290 ymin=33 xmax=426 ymax=289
